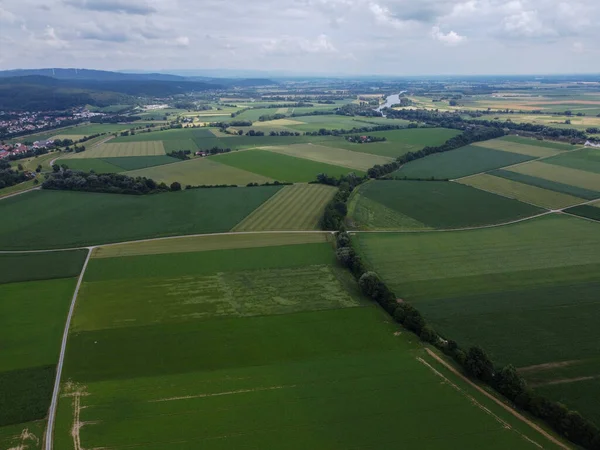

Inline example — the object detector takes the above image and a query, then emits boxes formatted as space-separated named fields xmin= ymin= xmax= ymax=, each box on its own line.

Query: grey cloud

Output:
xmin=64 ymin=0 xmax=156 ymax=15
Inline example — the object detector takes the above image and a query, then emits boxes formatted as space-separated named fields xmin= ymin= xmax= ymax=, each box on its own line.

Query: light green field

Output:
xmin=93 ymin=232 xmax=330 ymax=258
xmin=347 ymin=192 xmax=431 ymax=231
xmin=262 ymin=143 xmax=393 ymax=171
xmin=0 ymin=420 xmax=45 ymax=450
xmin=52 ymin=237 xmax=562 ymax=450
xmin=125 ymin=157 xmax=274 ymax=186
xmin=507 ymin=161 xmax=600 ymax=192
xmin=473 ymin=139 xmax=561 ymax=158
xmin=458 ymin=173 xmax=584 ymax=209
xmin=0 ymin=179 xmax=37 ymax=199
xmin=71 ymin=141 xmax=166 ymax=158
xmin=498 ymin=135 xmax=575 ymax=151
xmin=233 ymin=184 xmax=337 ymax=231
xmin=544 ymin=147 xmax=600 ymax=174
xmin=213 ymin=149 xmax=363 ymax=182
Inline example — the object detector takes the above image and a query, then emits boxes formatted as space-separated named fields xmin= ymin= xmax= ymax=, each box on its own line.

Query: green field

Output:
xmin=544 ymin=147 xmax=600 ymax=174
xmin=458 ymin=173 xmax=584 ymax=209
xmin=0 ymin=179 xmax=37 ymax=199
xmin=0 ymin=187 xmax=281 ymax=250
xmin=0 ymin=251 xmax=84 ymax=445
xmin=473 ymin=139 xmax=561 ymax=158
xmin=52 ymin=236 xmax=561 ymax=450
xmin=213 ymin=149 xmax=364 ymax=182
xmin=59 ymin=123 xmax=133 ymax=136
xmin=565 ymin=203 xmax=600 ymax=222
xmin=72 ymin=141 xmax=166 ymax=158
xmin=507 ymin=160 xmax=600 ymax=192
xmin=353 ymin=214 xmax=600 ymax=424
xmin=323 ymin=128 xmax=461 ymax=158
xmin=348 ymin=180 xmax=543 ymax=230
xmin=498 ymin=135 xmax=575 ymax=151
xmin=59 ymin=155 xmax=180 ymax=173
xmin=262 ymin=143 xmax=393 ymax=171
xmin=394 ymin=145 xmax=534 ymax=180
xmin=233 ymin=183 xmax=337 ymax=231
xmin=125 ymin=156 xmax=273 ymax=186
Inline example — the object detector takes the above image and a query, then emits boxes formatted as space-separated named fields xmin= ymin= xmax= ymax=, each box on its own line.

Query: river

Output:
xmin=375 ymin=91 xmax=407 ymax=116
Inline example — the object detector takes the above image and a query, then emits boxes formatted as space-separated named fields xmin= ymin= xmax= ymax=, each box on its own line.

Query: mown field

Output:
xmin=353 ymin=214 xmax=600 ymax=425
xmin=394 ymin=144 xmax=535 ymax=180
xmin=347 ymin=180 xmax=543 ymax=230
xmin=213 ymin=149 xmax=364 ymax=182
xmin=52 ymin=235 xmax=560 ymax=450
xmin=60 ymin=155 xmax=179 ymax=173
xmin=125 ymin=156 xmax=274 ymax=186
xmin=72 ymin=141 xmax=166 ymax=158
xmin=0 ymin=250 xmax=85 ymax=449
xmin=233 ymin=184 xmax=337 ymax=231
xmin=0 ymin=187 xmax=282 ymax=250
xmin=458 ymin=173 xmax=585 ymax=209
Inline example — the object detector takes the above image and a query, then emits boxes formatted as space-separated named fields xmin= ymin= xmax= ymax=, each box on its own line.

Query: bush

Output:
xmin=170 ymin=182 xmax=182 ymax=192
xmin=465 ymin=346 xmax=494 ymax=382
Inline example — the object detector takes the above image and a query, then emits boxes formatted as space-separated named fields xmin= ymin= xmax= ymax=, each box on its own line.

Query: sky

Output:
xmin=0 ymin=0 xmax=599 ymax=76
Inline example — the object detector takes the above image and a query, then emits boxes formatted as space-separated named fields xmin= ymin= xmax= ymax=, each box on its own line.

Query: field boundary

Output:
xmin=44 ymin=247 xmax=93 ymax=450
xmin=423 ymin=348 xmax=571 ymax=450
xmin=0 ymin=186 xmax=41 ymax=201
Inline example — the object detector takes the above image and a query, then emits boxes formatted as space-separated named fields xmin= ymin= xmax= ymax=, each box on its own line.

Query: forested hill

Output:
xmin=0 ymin=68 xmax=187 ymax=82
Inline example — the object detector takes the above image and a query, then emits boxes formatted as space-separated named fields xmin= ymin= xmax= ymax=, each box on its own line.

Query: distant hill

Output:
xmin=0 ymin=68 xmax=187 ymax=82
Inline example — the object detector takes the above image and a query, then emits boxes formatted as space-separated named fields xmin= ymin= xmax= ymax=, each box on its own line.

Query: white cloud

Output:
xmin=44 ymin=26 xmax=70 ymax=49
xmin=502 ymin=10 xmax=555 ymax=38
xmin=431 ymin=26 xmax=466 ymax=45
xmin=175 ymin=36 xmax=190 ymax=47
xmin=0 ymin=7 xmax=17 ymax=23
xmin=572 ymin=42 xmax=584 ymax=53
xmin=369 ymin=2 xmax=411 ymax=30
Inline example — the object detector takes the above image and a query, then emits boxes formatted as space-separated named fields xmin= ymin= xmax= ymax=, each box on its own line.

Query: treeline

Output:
xmin=305 ymin=124 xmax=405 ymax=137
xmin=269 ymin=130 xmax=301 ymax=136
xmin=198 ymin=147 xmax=232 ymax=155
xmin=345 ymin=135 xmax=387 ymax=143
xmin=258 ymin=113 xmax=286 ymax=122
xmin=185 ymin=181 xmax=291 ymax=189
xmin=0 ymin=159 xmax=30 ymax=189
xmin=89 ymin=115 xmax=141 ymax=123
xmin=318 ymin=173 xmax=366 ymax=230
xmin=333 ymin=231 xmax=600 ymax=450
xmin=290 ymin=110 xmax=335 ymax=118
xmin=368 ymin=127 xmax=505 ymax=178
xmin=42 ymin=171 xmax=172 ymax=194
xmin=336 ymin=104 xmax=383 ymax=117
xmin=384 ymin=108 xmax=588 ymax=141
xmin=167 ymin=150 xmax=191 ymax=160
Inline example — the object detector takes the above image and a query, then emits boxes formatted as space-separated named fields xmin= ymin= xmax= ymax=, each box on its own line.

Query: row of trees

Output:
xmin=0 ymin=159 xmax=30 ymax=189
xmin=305 ymin=124 xmax=405 ymax=137
xmin=42 ymin=170 xmax=173 ymax=195
xmin=345 ymin=135 xmax=387 ymax=144
xmin=167 ymin=150 xmax=191 ymax=160
xmin=258 ymin=113 xmax=286 ymax=122
xmin=333 ymin=231 xmax=600 ymax=449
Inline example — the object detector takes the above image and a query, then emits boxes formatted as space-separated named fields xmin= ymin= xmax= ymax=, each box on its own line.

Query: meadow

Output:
xmin=474 ymin=139 xmax=562 ymax=158
xmin=353 ymin=214 xmax=600 ymax=424
xmin=232 ymin=183 xmax=337 ymax=231
xmin=348 ymin=180 xmax=543 ymax=230
xmin=458 ymin=173 xmax=585 ymax=209
xmin=262 ymin=143 xmax=393 ymax=171
xmin=0 ymin=187 xmax=281 ymax=250
xmin=52 ymin=236 xmax=560 ymax=450
xmin=124 ymin=156 xmax=273 ymax=186
xmin=394 ymin=144 xmax=534 ymax=180
xmin=544 ymin=147 xmax=600 ymax=173
xmin=213 ymin=149 xmax=364 ymax=182
xmin=59 ymin=155 xmax=180 ymax=173
xmin=506 ymin=161 xmax=600 ymax=192
xmin=71 ymin=141 xmax=166 ymax=158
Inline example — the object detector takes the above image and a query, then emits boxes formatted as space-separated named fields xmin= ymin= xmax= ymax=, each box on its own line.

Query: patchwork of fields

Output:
xmin=354 ymin=214 xmax=600 ymax=425
xmin=50 ymin=235 xmax=560 ymax=450
xmin=347 ymin=180 xmax=543 ymax=230
xmin=0 ymin=251 xmax=86 ymax=450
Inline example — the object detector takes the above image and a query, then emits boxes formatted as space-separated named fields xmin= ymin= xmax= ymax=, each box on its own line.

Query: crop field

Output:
xmin=51 ymin=236 xmax=559 ymax=450
xmin=321 ymin=128 xmax=460 ymax=158
xmin=232 ymin=184 xmax=337 ymax=231
xmin=458 ymin=173 xmax=584 ymax=209
xmin=262 ymin=143 xmax=393 ymax=171
xmin=506 ymin=160 xmax=600 ymax=192
xmin=353 ymin=214 xmax=600 ymax=424
xmin=59 ymin=123 xmax=133 ymax=135
xmin=0 ymin=187 xmax=281 ymax=250
xmin=0 ymin=251 xmax=85 ymax=448
xmin=213 ymin=149 xmax=364 ymax=182
xmin=348 ymin=180 xmax=543 ymax=230
xmin=394 ymin=145 xmax=535 ymax=180
xmin=473 ymin=139 xmax=562 ymax=158
xmin=60 ymin=155 xmax=179 ymax=173
xmin=565 ymin=202 xmax=600 ymax=222
xmin=72 ymin=141 xmax=166 ymax=158
xmin=491 ymin=169 xmax=600 ymax=200
xmin=499 ymin=135 xmax=575 ymax=151
xmin=0 ymin=179 xmax=37 ymax=199
xmin=544 ymin=147 xmax=600 ymax=174
xmin=125 ymin=156 xmax=274 ymax=186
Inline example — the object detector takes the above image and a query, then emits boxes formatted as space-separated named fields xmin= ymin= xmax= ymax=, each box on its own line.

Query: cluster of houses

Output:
xmin=0 ymin=139 xmax=55 ymax=160
xmin=0 ymin=108 xmax=102 ymax=138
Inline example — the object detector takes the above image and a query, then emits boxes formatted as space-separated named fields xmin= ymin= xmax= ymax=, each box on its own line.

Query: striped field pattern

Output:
xmin=233 ymin=183 xmax=337 ymax=231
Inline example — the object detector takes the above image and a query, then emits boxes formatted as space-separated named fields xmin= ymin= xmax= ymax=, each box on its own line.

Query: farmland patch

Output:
xmin=506 ymin=161 xmax=600 ymax=192
xmin=544 ymin=147 xmax=600 ymax=174
xmin=73 ymin=141 xmax=166 ymax=158
xmin=473 ymin=139 xmax=561 ymax=158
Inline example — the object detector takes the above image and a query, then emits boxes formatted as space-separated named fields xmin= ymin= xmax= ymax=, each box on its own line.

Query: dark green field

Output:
xmin=353 ymin=214 xmax=600 ymax=425
xmin=0 ymin=250 xmax=88 ymax=284
xmin=62 ymin=155 xmax=179 ymax=173
xmin=349 ymin=180 xmax=543 ymax=229
xmin=491 ymin=169 xmax=600 ymax=200
xmin=394 ymin=145 xmax=534 ymax=179
xmin=544 ymin=147 xmax=600 ymax=174
xmin=0 ymin=187 xmax=281 ymax=250
xmin=213 ymin=149 xmax=363 ymax=182
xmin=565 ymin=204 xmax=600 ymax=221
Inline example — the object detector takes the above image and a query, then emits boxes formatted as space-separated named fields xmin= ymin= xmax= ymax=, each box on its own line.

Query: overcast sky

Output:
xmin=0 ymin=0 xmax=599 ymax=75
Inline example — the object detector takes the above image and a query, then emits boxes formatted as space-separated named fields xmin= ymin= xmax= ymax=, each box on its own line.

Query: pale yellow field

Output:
xmin=276 ymin=108 xmax=288 ymax=114
xmin=72 ymin=141 xmax=166 ymax=158
xmin=233 ymin=183 xmax=337 ymax=231
xmin=507 ymin=161 xmax=600 ymax=192
xmin=458 ymin=174 xmax=584 ymax=209
xmin=473 ymin=140 xmax=560 ymax=158
xmin=262 ymin=143 xmax=393 ymax=171
xmin=93 ymin=232 xmax=329 ymax=258
xmin=254 ymin=118 xmax=305 ymax=127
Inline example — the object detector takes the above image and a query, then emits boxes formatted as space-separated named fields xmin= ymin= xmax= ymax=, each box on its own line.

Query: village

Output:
xmin=0 ymin=107 xmax=101 ymax=139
